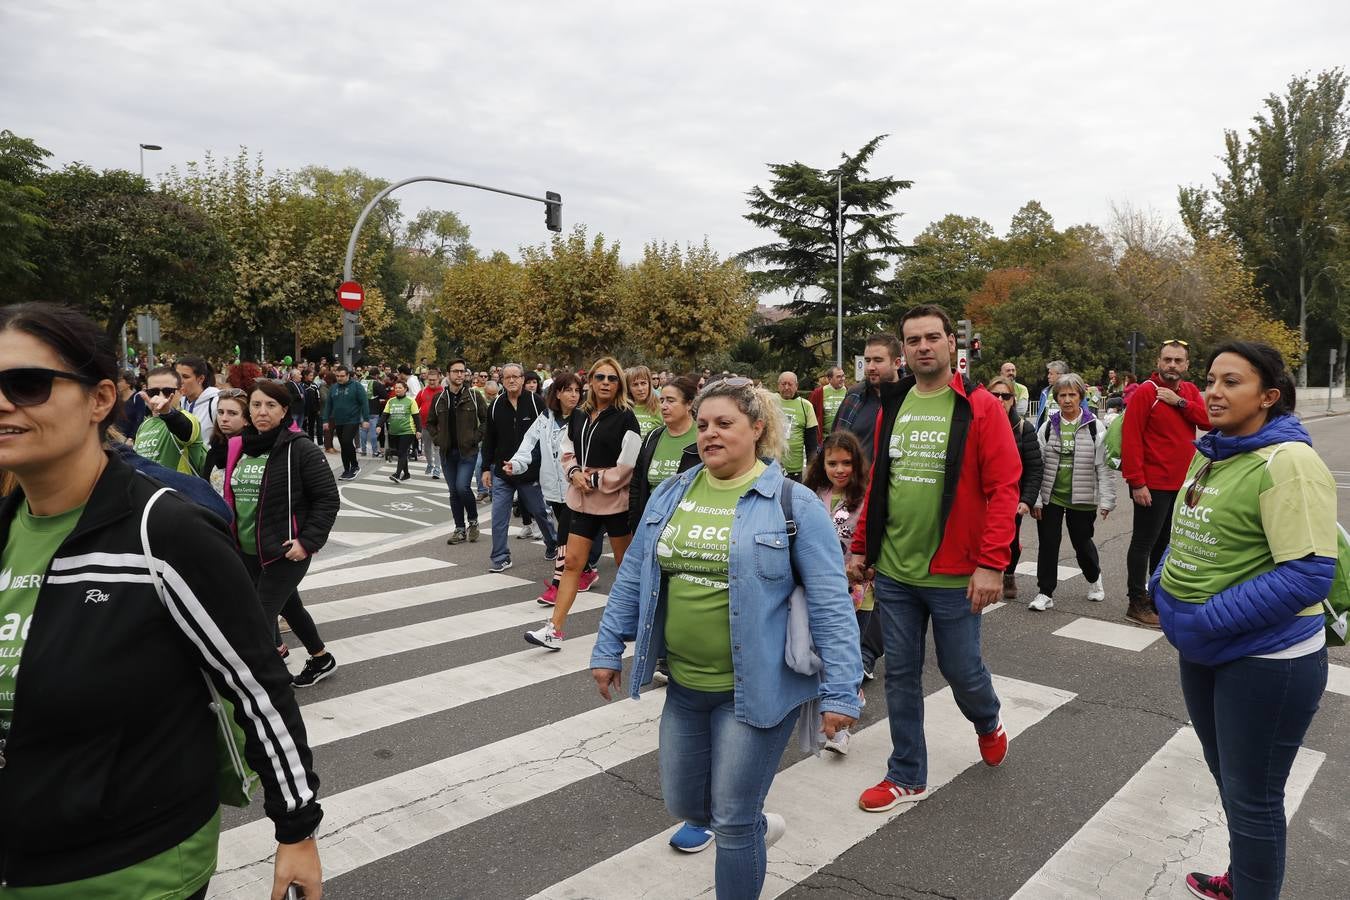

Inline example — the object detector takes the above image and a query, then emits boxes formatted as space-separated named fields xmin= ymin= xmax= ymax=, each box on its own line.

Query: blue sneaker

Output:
xmin=669 ymin=822 xmax=714 ymax=853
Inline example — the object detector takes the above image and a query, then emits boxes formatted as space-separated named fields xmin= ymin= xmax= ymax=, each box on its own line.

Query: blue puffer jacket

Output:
xmin=1151 ymin=414 xmax=1334 ymax=665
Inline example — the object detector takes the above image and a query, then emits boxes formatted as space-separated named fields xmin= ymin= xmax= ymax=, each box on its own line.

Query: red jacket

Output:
xmin=415 ymin=385 xmax=444 ymax=428
xmin=1119 ymin=375 xmax=1210 ymax=491
xmin=850 ymin=372 xmax=1022 ymax=577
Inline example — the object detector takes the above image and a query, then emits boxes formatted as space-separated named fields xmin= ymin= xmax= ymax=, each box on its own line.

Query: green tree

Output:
xmin=431 ymin=250 xmax=530 ymax=365
xmin=996 ymin=200 xmax=1069 ymax=268
xmin=887 ymin=214 xmax=996 ymax=322
xmin=740 ymin=135 xmax=911 ymax=370
xmin=0 ymin=130 xmax=52 ymax=285
xmin=520 ymin=226 xmax=625 ymax=365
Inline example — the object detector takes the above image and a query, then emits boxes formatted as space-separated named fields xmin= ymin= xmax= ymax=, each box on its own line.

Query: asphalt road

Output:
xmin=210 ymin=419 xmax=1350 ymax=899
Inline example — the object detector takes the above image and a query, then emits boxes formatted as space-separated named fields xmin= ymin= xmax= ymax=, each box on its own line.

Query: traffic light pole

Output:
xmin=339 ymin=176 xmax=563 ymax=366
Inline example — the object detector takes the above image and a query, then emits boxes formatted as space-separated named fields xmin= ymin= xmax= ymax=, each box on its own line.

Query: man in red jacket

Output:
xmin=1120 ymin=339 xmax=1210 ymax=628
xmin=846 ymin=305 xmax=1022 ymax=812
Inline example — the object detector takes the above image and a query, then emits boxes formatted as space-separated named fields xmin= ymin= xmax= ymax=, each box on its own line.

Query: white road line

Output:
xmin=334 ymin=509 xmax=382 ymax=518
xmin=1327 ymin=663 xmax=1350 ymax=698
xmin=1011 ymin=727 xmax=1324 ymax=899
xmin=326 ymin=531 xmax=403 ymax=547
xmin=299 ymin=557 xmax=454 ymax=592
xmin=1053 ymin=617 xmax=1165 ymax=652
xmin=298 ymin=634 xmax=634 ymax=747
xmin=304 ymin=572 xmax=531 ymax=625
xmin=1016 ymin=560 xmax=1082 ymax=582
xmin=308 ymin=522 xmax=461 ymax=572
xmin=532 ymin=675 xmax=1074 ymax=900
xmin=285 ymin=594 xmax=609 ymax=673
xmin=208 ymin=697 xmax=664 ymax=899
xmin=343 ymin=482 xmax=430 ymax=496
xmin=418 ymin=495 xmax=455 ymax=509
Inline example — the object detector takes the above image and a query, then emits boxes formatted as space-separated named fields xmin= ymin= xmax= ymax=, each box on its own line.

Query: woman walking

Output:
xmin=988 ymin=375 xmax=1042 ymax=600
xmin=523 ymin=357 xmax=641 ymax=650
xmin=382 ymin=380 xmax=420 ymax=482
xmin=201 ymin=387 xmax=249 ymax=491
xmin=1029 ymin=373 xmax=1113 ymax=611
xmin=0 ymin=303 xmax=323 ymax=898
xmin=626 ymin=364 xmax=663 ymax=437
xmin=591 ymin=378 xmax=861 ymax=899
xmin=223 ymin=380 xmax=340 ymax=687
xmin=1153 ymin=343 xmax=1335 ymax=900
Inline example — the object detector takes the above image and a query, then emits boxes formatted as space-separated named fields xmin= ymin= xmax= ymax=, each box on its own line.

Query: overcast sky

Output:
xmin=5 ymin=1 xmax=1347 ymax=278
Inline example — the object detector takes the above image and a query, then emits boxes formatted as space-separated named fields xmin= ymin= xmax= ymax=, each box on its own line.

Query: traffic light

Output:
xmin=352 ymin=318 xmax=366 ymax=364
xmin=971 ymin=332 xmax=982 ymax=360
xmin=956 ymin=319 xmax=972 ymax=350
xmin=545 ymin=191 xmax=562 ymax=232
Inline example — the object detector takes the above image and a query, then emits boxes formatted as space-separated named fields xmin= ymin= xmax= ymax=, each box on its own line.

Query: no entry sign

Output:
xmin=338 ymin=281 xmax=365 ymax=312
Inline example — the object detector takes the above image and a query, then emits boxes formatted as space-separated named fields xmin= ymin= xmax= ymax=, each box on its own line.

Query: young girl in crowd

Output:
xmin=626 ymin=365 xmax=663 ymax=437
xmin=804 ymin=430 xmax=870 ymax=756
xmin=201 ymin=388 xmax=249 ymax=491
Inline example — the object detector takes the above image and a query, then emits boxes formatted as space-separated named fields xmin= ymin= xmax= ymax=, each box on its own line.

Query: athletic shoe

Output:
xmin=424 ymin=466 xmax=434 ymax=476
xmin=668 ymin=822 xmax=714 ymax=853
xmin=824 ymin=728 xmax=851 ymax=756
xmin=524 ymin=621 xmax=563 ymax=650
xmin=388 ymin=474 xmax=401 ymax=484
xmin=292 ymin=653 xmax=337 ymax=688
xmin=1126 ymin=601 xmax=1161 ymax=629
xmin=477 ymin=492 xmax=490 ymax=503
xmin=1028 ymin=593 xmax=1054 ymax=611
xmin=978 ymin=722 xmax=1008 ymax=766
xmin=1086 ymin=578 xmax=1106 ymax=602
xmin=1002 ymin=573 xmax=1019 ymax=600
xmin=544 ymin=546 xmax=557 ymax=561
xmin=764 ymin=812 xmax=786 ymax=849
xmin=468 ymin=522 xmax=480 ymax=542
xmin=399 ymin=472 xmax=411 ymax=482
xmin=858 ymin=780 xmax=926 ymax=811
xmin=577 ymin=569 xmax=600 ymax=593
xmin=651 ymin=657 xmax=671 ymax=686
xmin=338 ymin=470 xmax=356 ymax=481
xmin=518 ymin=523 xmax=538 ymax=540
xmin=537 ymin=584 xmax=558 ymax=606
xmin=862 ymin=662 xmax=876 ymax=682
xmin=1185 ymin=870 xmax=1232 ymax=899
xmin=431 ymin=472 xmax=441 ymax=479
xmin=488 ymin=559 xmax=513 ymax=573
xmin=447 ymin=528 xmax=467 ymax=545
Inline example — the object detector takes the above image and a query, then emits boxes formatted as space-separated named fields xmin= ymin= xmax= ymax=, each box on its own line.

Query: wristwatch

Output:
xmin=1176 ymin=397 xmax=1188 ymax=409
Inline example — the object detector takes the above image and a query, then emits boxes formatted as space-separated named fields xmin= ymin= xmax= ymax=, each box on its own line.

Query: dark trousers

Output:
xmin=1006 ymin=512 xmax=1025 ymax=573
xmin=1127 ymin=489 xmax=1178 ymax=601
xmin=242 ymin=553 xmax=324 ymax=653
xmin=393 ymin=433 xmax=414 ymax=477
xmin=305 ymin=414 xmax=321 ymax=443
xmin=1035 ymin=502 xmax=1100 ymax=596
xmin=1180 ymin=650 xmax=1327 ymax=899
xmin=336 ymin=422 xmax=360 ymax=472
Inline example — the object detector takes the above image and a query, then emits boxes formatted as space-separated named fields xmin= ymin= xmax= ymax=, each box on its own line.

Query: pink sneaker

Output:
xmin=577 ymin=569 xmax=600 ymax=593
xmin=537 ymin=583 xmax=558 ymax=606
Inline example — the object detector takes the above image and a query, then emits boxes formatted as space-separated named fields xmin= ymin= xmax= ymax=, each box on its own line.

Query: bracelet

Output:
xmin=567 ymin=466 xmax=582 ymax=479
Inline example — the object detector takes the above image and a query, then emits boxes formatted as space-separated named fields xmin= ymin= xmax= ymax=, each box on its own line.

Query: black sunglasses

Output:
xmin=0 ymin=367 xmax=100 ymax=407
xmin=592 ymin=372 xmax=621 ymax=383
xmin=143 ymin=386 xmax=179 ymax=398
xmin=990 ymin=392 xmax=1013 ymax=400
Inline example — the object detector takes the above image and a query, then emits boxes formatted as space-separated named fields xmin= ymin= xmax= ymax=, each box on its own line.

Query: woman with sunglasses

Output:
xmin=988 ymin=375 xmax=1042 ymax=601
xmin=0 ymin=304 xmax=324 ymax=898
xmin=1151 ymin=343 xmax=1334 ymax=900
xmin=523 ymin=357 xmax=641 ymax=651
xmin=591 ymin=378 xmax=862 ymax=898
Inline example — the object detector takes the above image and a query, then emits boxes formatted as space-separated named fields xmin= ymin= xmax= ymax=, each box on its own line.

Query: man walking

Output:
xmin=427 ymin=359 xmax=488 ymax=545
xmin=480 ymin=364 xmax=557 ymax=571
xmin=809 ymin=365 xmax=849 ymax=442
xmin=848 ymin=305 xmax=1021 ymax=811
xmin=324 ymin=364 xmax=368 ymax=481
xmin=776 ymin=371 xmax=818 ymax=480
xmin=999 ymin=361 xmax=1029 ymax=416
xmin=416 ymin=367 xmax=444 ymax=478
xmin=834 ymin=333 xmax=904 ymax=461
xmin=175 ymin=356 xmax=220 ymax=446
xmin=1120 ymin=339 xmax=1209 ymax=628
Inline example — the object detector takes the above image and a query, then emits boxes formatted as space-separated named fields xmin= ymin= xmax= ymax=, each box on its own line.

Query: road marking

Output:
xmin=1016 ymin=561 xmax=1081 ymax=582
xmin=307 ymin=522 xmax=461 ymax=571
xmin=1328 ymin=663 xmax=1350 ymax=698
xmin=1010 ymin=727 xmax=1324 ymax=898
xmin=531 ymin=675 xmax=1075 ymax=899
xmin=327 ymin=531 xmax=403 ymax=547
xmin=334 ymin=508 xmax=382 ymax=518
xmin=285 ymin=594 xmax=610 ymax=673
xmin=1053 ymin=617 xmax=1165 ymax=652
xmin=418 ymin=495 xmax=454 ymax=509
xmin=304 ymin=572 xmax=530 ymax=624
xmin=299 ymin=557 xmax=454 ymax=592
xmin=343 ymin=482 xmax=429 ymax=496
xmin=208 ymin=697 xmax=665 ymax=899
xmin=297 ymin=634 xmax=634 ymax=746
xmin=982 ymin=602 xmax=1006 ymax=615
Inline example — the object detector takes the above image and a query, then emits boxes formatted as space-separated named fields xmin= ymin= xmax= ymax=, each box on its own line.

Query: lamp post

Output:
xmin=827 ymin=167 xmax=844 ymax=370
xmin=138 ymin=143 xmax=162 ymax=178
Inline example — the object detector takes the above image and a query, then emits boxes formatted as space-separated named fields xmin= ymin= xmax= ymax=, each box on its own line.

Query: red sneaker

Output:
xmin=577 ymin=569 xmax=600 ymax=593
xmin=536 ymin=583 xmax=558 ymax=606
xmin=858 ymin=780 xmax=926 ymax=812
xmin=978 ymin=723 xmax=1008 ymax=767
xmin=1185 ymin=870 xmax=1232 ymax=899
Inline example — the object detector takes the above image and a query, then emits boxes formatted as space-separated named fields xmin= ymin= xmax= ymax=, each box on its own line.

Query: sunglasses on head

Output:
xmin=591 ymin=372 xmax=621 ymax=383
xmin=0 ymin=367 xmax=100 ymax=407
xmin=1162 ymin=339 xmax=1189 ymax=348
xmin=143 ymin=386 xmax=178 ymax=398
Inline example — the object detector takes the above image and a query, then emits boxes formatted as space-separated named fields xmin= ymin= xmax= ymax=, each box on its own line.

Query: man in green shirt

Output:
xmin=809 ymin=365 xmax=849 ymax=444
xmin=776 ymin=371 xmax=818 ymax=480
xmin=132 ymin=367 xmax=206 ymax=476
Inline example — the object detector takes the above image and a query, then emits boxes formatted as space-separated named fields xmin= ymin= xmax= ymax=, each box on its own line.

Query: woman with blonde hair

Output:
xmin=522 ymin=357 xmax=642 ymax=650
xmin=626 ymin=364 xmax=663 ymax=438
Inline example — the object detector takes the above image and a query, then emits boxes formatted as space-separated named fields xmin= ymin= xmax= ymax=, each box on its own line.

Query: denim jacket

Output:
xmin=590 ymin=461 xmax=863 ymax=727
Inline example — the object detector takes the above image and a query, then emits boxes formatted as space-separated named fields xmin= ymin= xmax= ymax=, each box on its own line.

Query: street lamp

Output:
xmin=139 ymin=143 xmax=162 ymax=178
xmin=827 ymin=167 xmax=844 ymax=370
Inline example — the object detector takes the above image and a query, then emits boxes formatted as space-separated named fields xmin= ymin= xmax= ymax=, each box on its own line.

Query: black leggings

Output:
xmin=393 ymin=433 xmax=415 ymax=477
xmin=243 ymin=553 xmax=325 ymax=654
xmin=1035 ymin=503 xmax=1101 ymax=596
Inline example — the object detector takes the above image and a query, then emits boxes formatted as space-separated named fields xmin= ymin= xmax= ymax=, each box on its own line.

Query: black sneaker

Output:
xmin=862 ymin=662 xmax=876 ymax=682
xmin=339 ymin=470 xmax=356 ymax=481
xmin=292 ymin=653 xmax=337 ymax=688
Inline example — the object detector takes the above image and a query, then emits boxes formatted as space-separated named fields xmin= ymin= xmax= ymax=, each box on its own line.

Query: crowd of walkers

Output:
xmin=1 ymin=299 xmax=1337 ymax=899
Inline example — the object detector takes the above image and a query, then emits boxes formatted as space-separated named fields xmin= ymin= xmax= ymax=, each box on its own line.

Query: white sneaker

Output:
xmin=764 ymin=812 xmax=786 ymax=849
xmin=1028 ymin=593 xmax=1054 ymax=611
xmin=523 ymin=621 xmax=563 ymax=651
xmin=824 ymin=729 xmax=850 ymax=756
xmin=517 ymin=523 xmax=538 ymax=540
xmin=1086 ymin=578 xmax=1106 ymax=602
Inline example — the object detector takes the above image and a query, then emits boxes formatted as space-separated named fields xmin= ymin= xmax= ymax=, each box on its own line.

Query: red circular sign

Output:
xmin=337 ymin=281 xmax=365 ymax=312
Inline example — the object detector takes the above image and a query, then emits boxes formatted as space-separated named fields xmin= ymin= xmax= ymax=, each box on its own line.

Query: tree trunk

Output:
xmin=1297 ymin=272 xmax=1309 ymax=387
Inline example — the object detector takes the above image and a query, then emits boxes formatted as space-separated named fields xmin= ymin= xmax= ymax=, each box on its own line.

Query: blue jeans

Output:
xmin=441 ymin=448 xmax=478 ymax=529
xmin=489 ymin=473 xmax=556 ymax=565
xmin=360 ymin=414 xmax=380 ymax=455
xmin=660 ymin=680 xmax=799 ymax=900
xmin=472 ymin=450 xmax=484 ymax=493
xmin=1179 ymin=649 xmax=1327 ymax=899
xmin=873 ymin=574 xmax=1001 ymax=788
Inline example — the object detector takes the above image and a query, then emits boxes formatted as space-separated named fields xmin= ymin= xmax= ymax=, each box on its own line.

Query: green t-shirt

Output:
xmin=231 ymin=452 xmax=269 ymax=555
xmin=633 ymin=406 xmax=663 ymax=438
xmin=659 ymin=462 xmax=766 ymax=691
xmin=647 ymin=426 xmax=693 ymax=489
xmin=1161 ymin=442 xmax=1337 ymax=608
xmin=132 ymin=413 xmax=206 ymax=475
xmin=0 ymin=502 xmax=84 ymax=735
xmin=876 ymin=385 xmax=967 ymax=589
xmin=777 ymin=395 xmax=818 ymax=475
xmin=384 ymin=395 xmax=420 ymax=436
xmin=821 ymin=385 xmax=847 ymax=433
xmin=1049 ymin=419 xmax=1097 ymax=511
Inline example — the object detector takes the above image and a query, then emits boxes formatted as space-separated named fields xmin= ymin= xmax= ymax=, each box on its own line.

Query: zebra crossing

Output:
xmin=205 ymin=528 xmax=1350 ymax=898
